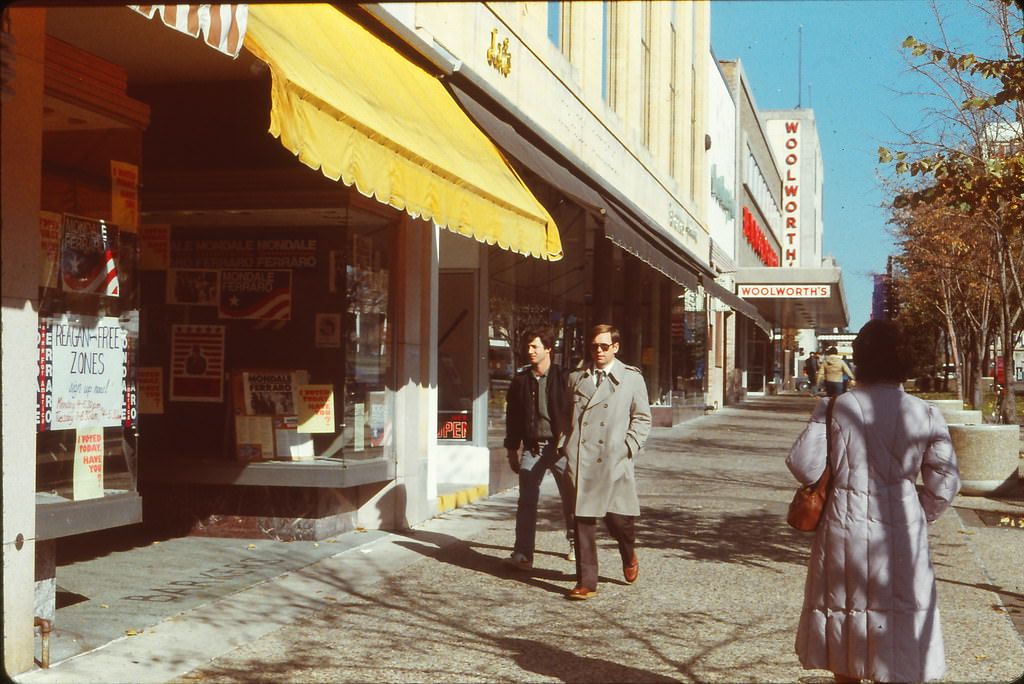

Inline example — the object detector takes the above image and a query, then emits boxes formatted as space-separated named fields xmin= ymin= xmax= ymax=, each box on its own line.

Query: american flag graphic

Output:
xmin=218 ymin=270 xmax=292 ymax=321
xmin=103 ymin=224 xmax=119 ymax=296
xmin=61 ymin=216 xmax=119 ymax=296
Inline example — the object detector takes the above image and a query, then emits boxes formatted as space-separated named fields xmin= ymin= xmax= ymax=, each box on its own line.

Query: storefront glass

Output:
xmin=139 ymin=221 xmax=395 ymax=467
xmin=671 ymin=289 xmax=709 ymax=409
xmin=437 ymin=270 xmax=478 ymax=442
xmin=36 ymin=214 xmax=141 ymax=503
xmin=486 ymin=247 xmax=587 ymax=449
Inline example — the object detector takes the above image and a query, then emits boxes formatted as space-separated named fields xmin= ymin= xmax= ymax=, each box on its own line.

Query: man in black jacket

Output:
xmin=504 ymin=326 xmax=574 ymax=569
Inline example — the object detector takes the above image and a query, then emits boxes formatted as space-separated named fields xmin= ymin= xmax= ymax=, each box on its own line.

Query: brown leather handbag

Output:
xmin=787 ymin=396 xmax=837 ymax=531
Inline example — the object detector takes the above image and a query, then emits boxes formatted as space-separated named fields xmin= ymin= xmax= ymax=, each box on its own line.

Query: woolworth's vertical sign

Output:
xmin=767 ymin=120 xmax=801 ymax=268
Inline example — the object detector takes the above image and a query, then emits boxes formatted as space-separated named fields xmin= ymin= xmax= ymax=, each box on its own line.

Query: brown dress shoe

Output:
xmin=566 ymin=585 xmax=597 ymax=600
xmin=623 ymin=555 xmax=639 ymax=584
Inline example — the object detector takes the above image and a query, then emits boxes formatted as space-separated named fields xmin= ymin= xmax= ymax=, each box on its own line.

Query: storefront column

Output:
xmin=359 ymin=215 xmax=438 ymax=529
xmin=2 ymin=8 xmax=45 ymax=675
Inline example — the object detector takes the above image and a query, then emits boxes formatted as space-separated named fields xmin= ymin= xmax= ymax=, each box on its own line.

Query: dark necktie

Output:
xmin=595 ymin=370 xmax=604 ymax=387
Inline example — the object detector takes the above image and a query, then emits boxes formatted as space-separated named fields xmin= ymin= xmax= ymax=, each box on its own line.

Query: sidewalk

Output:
xmin=15 ymin=395 xmax=1024 ymax=683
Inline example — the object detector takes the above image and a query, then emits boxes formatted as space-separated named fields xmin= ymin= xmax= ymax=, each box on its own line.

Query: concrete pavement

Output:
xmin=15 ymin=394 xmax=1024 ymax=683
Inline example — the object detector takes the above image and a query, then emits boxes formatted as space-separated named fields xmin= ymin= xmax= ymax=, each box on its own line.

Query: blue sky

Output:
xmin=710 ymin=0 xmax=996 ymax=331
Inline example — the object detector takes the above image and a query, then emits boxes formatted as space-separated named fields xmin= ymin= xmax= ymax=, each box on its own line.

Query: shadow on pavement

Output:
xmin=391 ymin=529 xmax=575 ymax=596
xmin=637 ymin=506 xmax=810 ymax=569
xmin=496 ymin=636 xmax=680 ymax=683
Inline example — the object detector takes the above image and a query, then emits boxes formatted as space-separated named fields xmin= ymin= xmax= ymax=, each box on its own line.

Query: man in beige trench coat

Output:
xmin=561 ymin=324 xmax=651 ymax=600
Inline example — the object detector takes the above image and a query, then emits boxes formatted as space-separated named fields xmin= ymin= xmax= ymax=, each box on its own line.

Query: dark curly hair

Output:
xmin=852 ymin=320 xmax=908 ymax=384
xmin=522 ymin=326 xmax=556 ymax=351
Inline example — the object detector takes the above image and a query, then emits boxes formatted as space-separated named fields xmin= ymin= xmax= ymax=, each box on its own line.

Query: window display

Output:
xmin=36 ymin=214 xmax=140 ymax=503
xmin=139 ymin=223 xmax=395 ymax=470
xmin=672 ymin=289 xmax=709 ymax=408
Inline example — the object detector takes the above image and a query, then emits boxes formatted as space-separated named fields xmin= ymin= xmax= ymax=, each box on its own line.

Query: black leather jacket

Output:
xmin=503 ymin=363 xmax=570 ymax=451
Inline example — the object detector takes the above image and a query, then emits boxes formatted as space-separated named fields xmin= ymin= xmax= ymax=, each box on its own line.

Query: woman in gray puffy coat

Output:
xmin=787 ymin=320 xmax=961 ymax=683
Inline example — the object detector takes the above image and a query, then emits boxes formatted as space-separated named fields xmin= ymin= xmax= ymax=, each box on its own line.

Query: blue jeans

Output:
xmin=824 ymin=380 xmax=845 ymax=396
xmin=513 ymin=442 xmax=574 ymax=562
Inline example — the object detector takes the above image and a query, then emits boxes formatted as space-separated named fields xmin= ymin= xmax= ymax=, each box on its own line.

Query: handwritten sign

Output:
xmin=73 ymin=425 xmax=104 ymax=500
xmin=297 ymin=385 xmax=335 ymax=433
xmin=38 ymin=315 xmax=130 ymax=431
xmin=139 ymin=224 xmax=171 ymax=271
xmin=111 ymin=161 xmax=139 ymax=233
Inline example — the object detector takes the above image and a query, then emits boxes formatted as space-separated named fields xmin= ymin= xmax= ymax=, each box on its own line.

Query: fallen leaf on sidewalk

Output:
xmin=958 ymin=530 xmax=977 ymax=535
xmin=247 ymin=544 xmax=257 ymax=549
xmin=125 ymin=629 xmax=143 ymax=636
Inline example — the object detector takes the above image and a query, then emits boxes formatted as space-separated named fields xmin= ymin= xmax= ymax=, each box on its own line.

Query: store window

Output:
xmin=671 ymin=289 xmax=708 ymax=408
xmin=486 ymin=245 xmax=587 ymax=449
xmin=438 ymin=271 xmax=477 ymax=442
xmin=139 ymin=221 xmax=395 ymax=467
xmin=36 ymin=213 xmax=141 ymax=507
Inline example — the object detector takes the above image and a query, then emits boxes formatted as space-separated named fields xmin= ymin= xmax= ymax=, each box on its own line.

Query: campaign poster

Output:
xmin=72 ymin=424 xmax=104 ymax=501
xmin=297 ymin=385 xmax=335 ymax=433
xmin=169 ymin=325 xmax=225 ymax=402
xmin=167 ymin=269 xmax=219 ymax=305
xmin=242 ymin=370 xmax=308 ymax=415
xmin=234 ymin=415 xmax=274 ymax=461
xmin=139 ymin=224 xmax=171 ymax=271
xmin=61 ymin=215 xmax=119 ymax=296
xmin=37 ymin=315 xmax=129 ymax=431
xmin=315 ymin=313 xmax=341 ymax=348
xmin=40 ymin=211 xmax=62 ymax=290
xmin=218 ymin=269 xmax=292 ymax=321
xmin=137 ymin=366 xmax=164 ymax=414
xmin=111 ymin=161 xmax=139 ymax=233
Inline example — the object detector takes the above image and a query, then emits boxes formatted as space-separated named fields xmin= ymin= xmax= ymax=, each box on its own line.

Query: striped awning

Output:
xmin=243 ymin=5 xmax=562 ymax=260
xmin=129 ymin=4 xmax=248 ymax=58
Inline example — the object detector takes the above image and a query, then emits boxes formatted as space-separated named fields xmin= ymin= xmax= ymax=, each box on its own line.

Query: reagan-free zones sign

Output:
xmin=38 ymin=315 xmax=132 ymax=431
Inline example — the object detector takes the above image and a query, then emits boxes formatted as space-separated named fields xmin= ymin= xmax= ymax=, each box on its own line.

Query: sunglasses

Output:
xmin=590 ymin=343 xmax=613 ymax=352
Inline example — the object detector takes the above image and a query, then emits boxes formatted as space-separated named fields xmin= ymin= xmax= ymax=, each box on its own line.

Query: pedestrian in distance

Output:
xmin=816 ymin=345 xmax=855 ymax=396
xmin=560 ymin=324 xmax=651 ymax=600
xmin=503 ymin=327 xmax=575 ymax=570
xmin=786 ymin=320 xmax=961 ymax=683
xmin=803 ymin=351 xmax=820 ymax=395
xmin=842 ymin=354 xmax=855 ymax=392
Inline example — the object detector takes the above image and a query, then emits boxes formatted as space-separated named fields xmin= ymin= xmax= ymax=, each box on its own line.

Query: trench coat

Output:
xmin=786 ymin=385 xmax=961 ymax=683
xmin=562 ymin=362 xmax=651 ymax=517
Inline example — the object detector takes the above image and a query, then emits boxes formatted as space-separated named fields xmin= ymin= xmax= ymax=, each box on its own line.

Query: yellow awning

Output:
xmin=244 ymin=4 xmax=562 ymax=261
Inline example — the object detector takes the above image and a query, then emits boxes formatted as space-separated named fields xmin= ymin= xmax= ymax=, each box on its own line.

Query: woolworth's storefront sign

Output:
xmin=738 ymin=285 xmax=831 ymax=298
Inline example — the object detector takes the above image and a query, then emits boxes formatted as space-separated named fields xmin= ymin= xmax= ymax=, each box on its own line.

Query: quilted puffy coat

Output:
xmin=786 ymin=386 xmax=961 ymax=682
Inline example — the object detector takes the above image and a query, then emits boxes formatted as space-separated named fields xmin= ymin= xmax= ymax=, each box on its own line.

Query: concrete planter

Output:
xmin=930 ymin=399 xmax=965 ymax=414
xmin=948 ymin=424 xmax=1020 ymax=495
xmin=943 ymin=409 xmax=984 ymax=425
